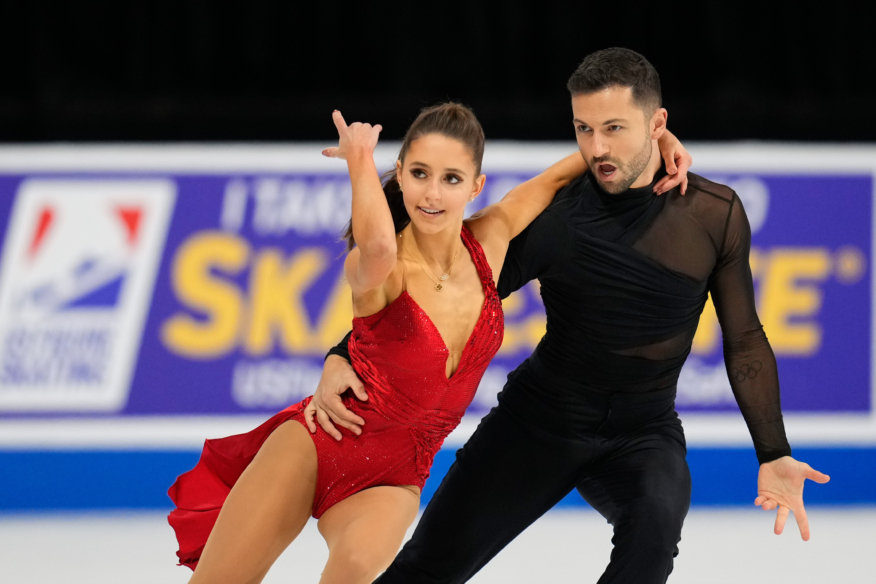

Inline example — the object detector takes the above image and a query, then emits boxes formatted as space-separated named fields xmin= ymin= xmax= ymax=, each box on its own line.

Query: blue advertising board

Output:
xmin=0 ymin=168 xmax=869 ymax=418
xmin=0 ymin=144 xmax=874 ymax=510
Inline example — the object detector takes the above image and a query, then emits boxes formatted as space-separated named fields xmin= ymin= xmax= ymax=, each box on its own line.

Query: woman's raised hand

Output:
xmin=322 ymin=110 xmax=382 ymax=160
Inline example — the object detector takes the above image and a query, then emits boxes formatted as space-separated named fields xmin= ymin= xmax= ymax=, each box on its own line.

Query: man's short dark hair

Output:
xmin=567 ymin=48 xmax=662 ymax=114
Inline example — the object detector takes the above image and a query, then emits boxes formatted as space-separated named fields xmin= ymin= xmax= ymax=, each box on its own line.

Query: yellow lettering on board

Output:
xmin=749 ymin=247 xmax=763 ymax=279
xmin=759 ymin=248 xmax=830 ymax=355
xmin=498 ymin=314 xmax=547 ymax=355
xmin=500 ymin=290 xmax=524 ymax=317
xmin=162 ymin=231 xmax=250 ymax=358
xmin=311 ymin=274 xmax=354 ymax=352
xmin=498 ymin=281 xmax=546 ymax=354
xmin=244 ymin=248 xmax=327 ymax=355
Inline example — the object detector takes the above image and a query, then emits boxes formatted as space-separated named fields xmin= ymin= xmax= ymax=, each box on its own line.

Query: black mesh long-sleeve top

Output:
xmin=498 ymin=171 xmax=791 ymax=464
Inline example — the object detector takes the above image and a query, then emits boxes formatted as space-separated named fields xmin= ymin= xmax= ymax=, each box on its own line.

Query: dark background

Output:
xmin=1 ymin=1 xmax=871 ymax=142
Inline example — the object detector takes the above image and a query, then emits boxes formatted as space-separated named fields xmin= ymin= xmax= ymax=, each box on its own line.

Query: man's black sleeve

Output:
xmin=497 ymin=207 xmax=567 ymax=299
xmin=325 ymin=330 xmax=352 ymax=363
xmin=709 ymin=194 xmax=792 ymax=464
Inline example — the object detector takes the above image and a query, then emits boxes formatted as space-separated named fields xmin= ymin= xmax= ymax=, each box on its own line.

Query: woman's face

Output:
xmin=397 ymin=133 xmax=485 ymax=235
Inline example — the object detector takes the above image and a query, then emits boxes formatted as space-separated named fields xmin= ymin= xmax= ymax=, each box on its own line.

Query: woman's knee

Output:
xmin=327 ymin=542 xmax=396 ymax=581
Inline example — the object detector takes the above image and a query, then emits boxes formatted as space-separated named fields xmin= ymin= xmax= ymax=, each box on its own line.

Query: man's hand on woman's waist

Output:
xmin=304 ymin=355 xmax=369 ymax=440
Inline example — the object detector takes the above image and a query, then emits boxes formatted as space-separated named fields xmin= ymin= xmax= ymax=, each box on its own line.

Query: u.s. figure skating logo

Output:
xmin=0 ymin=180 xmax=175 ymax=412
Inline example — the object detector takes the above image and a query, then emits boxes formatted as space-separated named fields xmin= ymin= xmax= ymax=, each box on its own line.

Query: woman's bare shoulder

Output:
xmin=463 ymin=217 xmax=509 ymax=285
xmin=344 ymin=246 xmax=406 ymax=318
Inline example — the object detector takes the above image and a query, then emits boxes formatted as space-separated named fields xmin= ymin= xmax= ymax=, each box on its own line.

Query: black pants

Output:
xmin=375 ymin=367 xmax=692 ymax=584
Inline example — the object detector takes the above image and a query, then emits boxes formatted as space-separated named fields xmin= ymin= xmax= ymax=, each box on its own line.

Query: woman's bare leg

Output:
xmin=317 ymin=486 xmax=420 ymax=584
xmin=189 ymin=421 xmax=318 ymax=584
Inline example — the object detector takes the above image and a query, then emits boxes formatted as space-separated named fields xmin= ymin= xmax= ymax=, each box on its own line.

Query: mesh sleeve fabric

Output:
xmin=326 ymin=330 xmax=353 ymax=363
xmin=709 ymin=195 xmax=792 ymax=464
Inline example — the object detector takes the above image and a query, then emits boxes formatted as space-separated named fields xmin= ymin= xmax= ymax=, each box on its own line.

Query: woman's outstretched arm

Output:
xmin=323 ymin=110 xmax=397 ymax=292
xmin=467 ymin=152 xmax=588 ymax=246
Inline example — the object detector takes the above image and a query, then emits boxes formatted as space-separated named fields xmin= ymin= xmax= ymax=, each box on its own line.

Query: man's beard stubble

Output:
xmin=592 ymin=137 xmax=653 ymax=194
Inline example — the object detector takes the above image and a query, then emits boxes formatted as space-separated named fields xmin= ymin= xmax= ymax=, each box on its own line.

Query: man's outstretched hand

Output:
xmin=303 ymin=355 xmax=368 ymax=440
xmin=755 ymin=456 xmax=830 ymax=541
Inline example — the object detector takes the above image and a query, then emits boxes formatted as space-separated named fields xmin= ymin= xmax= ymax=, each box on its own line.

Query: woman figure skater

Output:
xmin=168 ymin=102 xmax=690 ymax=584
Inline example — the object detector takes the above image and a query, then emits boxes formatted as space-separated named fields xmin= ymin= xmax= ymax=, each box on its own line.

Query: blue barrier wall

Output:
xmin=1 ymin=447 xmax=873 ymax=512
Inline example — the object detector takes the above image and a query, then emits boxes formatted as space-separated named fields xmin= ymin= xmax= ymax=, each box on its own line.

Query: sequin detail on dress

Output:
xmin=167 ymin=225 xmax=504 ymax=570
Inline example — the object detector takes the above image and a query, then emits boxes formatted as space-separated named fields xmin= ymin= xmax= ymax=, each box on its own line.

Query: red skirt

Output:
xmin=167 ymin=397 xmax=428 ymax=570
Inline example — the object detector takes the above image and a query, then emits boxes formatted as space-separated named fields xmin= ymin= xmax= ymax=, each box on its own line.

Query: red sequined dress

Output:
xmin=167 ymin=225 xmax=504 ymax=569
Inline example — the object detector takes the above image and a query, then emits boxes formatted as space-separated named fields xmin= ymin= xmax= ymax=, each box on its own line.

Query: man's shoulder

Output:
xmin=550 ymin=173 xmax=589 ymax=207
xmin=684 ymin=173 xmax=737 ymax=204
xmin=670 ymin=173 xmax=743 ymax=246
xmin=509 ymin=176 xmax=577 ymax=245
xmin=668 ymin=173 xmax=739 ymax=223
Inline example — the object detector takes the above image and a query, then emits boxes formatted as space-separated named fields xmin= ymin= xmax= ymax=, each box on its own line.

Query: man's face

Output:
xmin=571 ymin=86 xmax=663 ymax=194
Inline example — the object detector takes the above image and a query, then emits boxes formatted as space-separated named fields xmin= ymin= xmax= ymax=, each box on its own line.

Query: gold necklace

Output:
xmin=403 ymin=239 xmax=461 ymax=292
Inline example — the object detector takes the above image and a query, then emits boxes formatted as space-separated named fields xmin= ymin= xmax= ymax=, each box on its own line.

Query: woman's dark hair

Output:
xmin=567 ymin=47 xmax=662 ymax=114
xmin=342 ymin=102 xmax=485 ymax=251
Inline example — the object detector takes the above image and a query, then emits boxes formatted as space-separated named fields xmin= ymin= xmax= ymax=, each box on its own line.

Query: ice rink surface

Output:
xmin=1 ymin=507 xmax=873 ymax=583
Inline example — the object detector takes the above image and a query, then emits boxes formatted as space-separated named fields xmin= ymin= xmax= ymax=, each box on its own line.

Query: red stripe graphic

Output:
xmin=27 ymin=207 xmax=54 ymax=260
xmin=116 ymin=206 xmax=143 ymax=247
